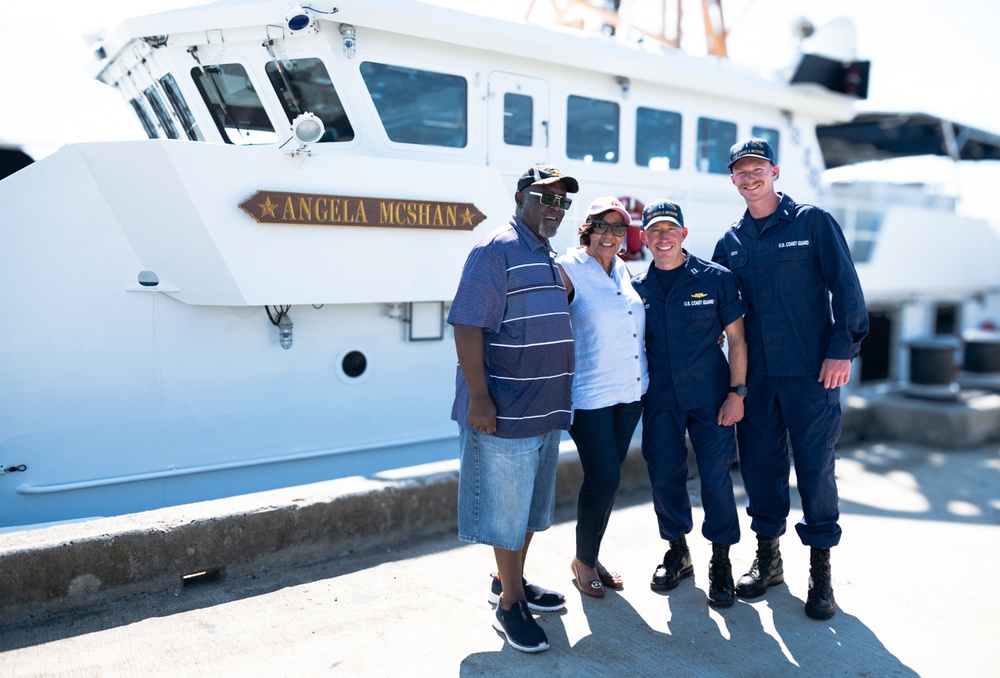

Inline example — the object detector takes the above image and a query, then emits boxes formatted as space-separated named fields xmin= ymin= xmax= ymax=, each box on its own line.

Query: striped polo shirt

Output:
xmin=448 ymin=216 xmax=575 ymax=438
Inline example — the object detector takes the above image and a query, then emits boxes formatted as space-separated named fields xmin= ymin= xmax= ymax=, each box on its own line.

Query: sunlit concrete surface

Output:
xmin=1 ymin=440 xmax=997 ymax=677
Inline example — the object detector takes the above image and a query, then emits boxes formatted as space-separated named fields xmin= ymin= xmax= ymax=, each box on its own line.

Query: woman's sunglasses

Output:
xmin=587 ymin=219 xmax=628 ymax=237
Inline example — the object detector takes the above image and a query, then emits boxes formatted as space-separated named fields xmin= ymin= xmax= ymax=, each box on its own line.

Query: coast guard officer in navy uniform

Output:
xmin=631 ymin=199 xmax=748 ymax=608
xmin=712 ymin=139 xmax=868 ymax=620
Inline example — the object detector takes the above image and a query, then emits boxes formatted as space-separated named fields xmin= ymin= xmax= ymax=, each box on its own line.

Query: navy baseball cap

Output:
xmin=642 ymin=200 xmax=684 ymax=230
xmin=728 ymin=138 xmax=776 ymax=170
xmin=516 ymin=165 xmax=579 ymax=193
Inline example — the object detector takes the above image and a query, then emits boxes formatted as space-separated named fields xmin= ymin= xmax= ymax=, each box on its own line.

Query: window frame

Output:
xmin=635 ymin=105 xmax=682 ymax=171
xmin=566 ymin=94 xmax=620 ymax=164
xmin=190 ymin=61 xmax=278 ymax=146
xmin=358 ymin=60 xmax=469 ymax=149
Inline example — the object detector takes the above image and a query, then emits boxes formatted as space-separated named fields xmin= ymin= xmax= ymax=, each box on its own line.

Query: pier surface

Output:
xmin=1 ymin=439 xmax=998 ymax=677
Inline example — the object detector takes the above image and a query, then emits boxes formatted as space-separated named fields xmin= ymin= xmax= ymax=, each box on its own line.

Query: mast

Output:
xmin=524 ymin=0 xmax=726 ymax=56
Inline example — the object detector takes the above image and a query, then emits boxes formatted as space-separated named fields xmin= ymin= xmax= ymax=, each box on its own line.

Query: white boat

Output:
xmin=2 ymin=0 xmax=998 ymax=530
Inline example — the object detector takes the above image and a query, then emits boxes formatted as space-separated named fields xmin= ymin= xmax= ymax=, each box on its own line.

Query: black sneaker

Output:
xmin=488 ymin=573 xmax=566 ymax=612
xmin=493 ymin=599 xmax=549 ymax=653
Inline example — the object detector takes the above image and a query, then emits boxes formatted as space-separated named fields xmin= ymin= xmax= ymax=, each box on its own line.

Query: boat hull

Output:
xmin=0 ymin=141 xmax=506 ymax=528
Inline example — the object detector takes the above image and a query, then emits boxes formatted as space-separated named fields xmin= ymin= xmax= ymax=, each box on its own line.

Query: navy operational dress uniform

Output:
xmin=713 ymin=138 xmax=869 ymax=620
xmin=632 ymin=199 xmax=748 ymax=607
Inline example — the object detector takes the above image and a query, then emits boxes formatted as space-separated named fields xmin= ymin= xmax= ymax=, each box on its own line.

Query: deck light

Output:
xmin=278 ymin=314 xmax=294 ymax=349
xmin=285 ymin=4 xmax=314 ymax=32
xmin=341 ymin=24 xmax=356 ymax=59
xmin=290 ymin=112 xmax=325 ymax=150
xmin=266 ymin=306 xmax=294 ymax=349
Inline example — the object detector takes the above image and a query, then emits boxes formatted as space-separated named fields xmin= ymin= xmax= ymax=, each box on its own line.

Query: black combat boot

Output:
xmin=805 ymin=547 xmax=836 ymax=620
xmin=707 ymin=543 xmax=735 ymax=608
xmin=650 ymin=536 xmax=694 ymax=591
xmin=735 ymin=534 xmax=784 ymax=599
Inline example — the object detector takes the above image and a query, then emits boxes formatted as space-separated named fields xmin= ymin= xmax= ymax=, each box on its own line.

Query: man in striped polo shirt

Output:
xmin=449 ymin=165 xmax=578 ymax=653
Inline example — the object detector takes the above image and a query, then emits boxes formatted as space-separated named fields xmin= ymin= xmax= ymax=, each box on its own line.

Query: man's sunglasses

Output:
xmin=587 ymin=219 xmax=628 ymax=237
xmin=527 ymin=191 xmax=573 ymax=210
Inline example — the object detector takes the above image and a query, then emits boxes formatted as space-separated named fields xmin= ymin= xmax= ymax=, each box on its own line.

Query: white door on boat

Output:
xmin=487 ymin=72 xmax=550 ymax=171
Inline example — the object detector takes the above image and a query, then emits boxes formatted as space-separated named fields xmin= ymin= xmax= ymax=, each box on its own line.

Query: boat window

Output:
xmin=359 ymin=62 xmax=467 ymax=147
xmin=160 ymin=73 xmax=203 ymax=141
xmin=636 ymin=106 xmax=681 ymax=171
xmin=696 ymin=117 xmax=736 ymax=174
xmin=830 ymin=205 xmax=881 ymax=264
xmin=503 ymin=93 xmax=533 ymax=147
xmin=191 ymin=63 xmax=277 ymax=145
xmin=265 ymin=58 xmax=355 ymax=142
xmin=129 ymin=98 xmax=159 ymax=139
xmin=751 ymin=126 xmax=780 ymax=164
xmin=144 ymin=86 xmax=179 ymax=139
xmin=567 ymin=95 xmax=619 ymax=163
xmin=850 ymin=208 xmax=881 ymax=264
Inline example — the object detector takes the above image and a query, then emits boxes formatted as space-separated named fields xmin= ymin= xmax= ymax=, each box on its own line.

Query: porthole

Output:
xmin=342 ymin=351 xmax=366 ymax=377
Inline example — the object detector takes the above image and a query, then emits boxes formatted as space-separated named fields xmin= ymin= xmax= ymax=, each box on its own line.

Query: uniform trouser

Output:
xmin=569 ymin=399 xmax=644 ymax=567
xmin=641 ymin=402 xmax=740 ymax=545
xmin=737 ymin=374 xmax=843 ymax=548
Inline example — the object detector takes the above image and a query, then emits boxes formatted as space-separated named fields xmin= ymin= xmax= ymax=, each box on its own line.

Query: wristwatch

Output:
xmin=729 ymin=385 xmax=748 ymax=397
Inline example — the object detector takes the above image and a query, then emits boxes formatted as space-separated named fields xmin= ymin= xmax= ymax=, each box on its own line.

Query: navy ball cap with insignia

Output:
xmin=728 ymin=138 xmax=776 ymax=170
xmin=642 ymin=200 xmax=684 ymax=230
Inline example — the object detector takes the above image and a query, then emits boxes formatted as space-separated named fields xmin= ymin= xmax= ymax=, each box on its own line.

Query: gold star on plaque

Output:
xmin=460 ymin=207 xmax=474 ymax=226
xmin=258 ymin=196 xmax=278 ymax=218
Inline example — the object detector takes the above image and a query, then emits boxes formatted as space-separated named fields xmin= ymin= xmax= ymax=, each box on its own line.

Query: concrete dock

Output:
xmin=1 ymin=437 xmax=998 ymax=677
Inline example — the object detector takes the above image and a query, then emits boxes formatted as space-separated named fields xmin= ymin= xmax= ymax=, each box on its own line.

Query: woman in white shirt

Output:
xmin=556 ymin=197 xmax=649 ymax=598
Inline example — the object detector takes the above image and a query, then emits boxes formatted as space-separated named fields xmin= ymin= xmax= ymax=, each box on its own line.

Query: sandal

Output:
xmin=597 ymin=568 xmax=624 ymax=590
xmin=571 ymin=558 xmax=605 ymax=598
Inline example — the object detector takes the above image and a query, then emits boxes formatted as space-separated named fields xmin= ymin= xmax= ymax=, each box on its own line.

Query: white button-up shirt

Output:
xmin=557 ymin=247 xmax=648 ymax=411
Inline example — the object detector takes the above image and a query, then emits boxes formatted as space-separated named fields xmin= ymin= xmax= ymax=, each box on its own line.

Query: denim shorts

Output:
xmin=457 ymin=427 xmax=561 ymax=551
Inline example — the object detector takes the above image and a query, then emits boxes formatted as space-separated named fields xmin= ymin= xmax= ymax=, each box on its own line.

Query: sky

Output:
xmin=1 ymin=0 xmax=998 ymax=218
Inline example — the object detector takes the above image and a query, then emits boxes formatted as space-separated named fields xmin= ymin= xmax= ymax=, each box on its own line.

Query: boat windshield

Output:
xmin=129 ymin=98 xmax=159 ymax=139
xmin=265 ymin=58 xmax=355 ymax=143
xmin=160 ymin=73 xmax=203 ymax=141
xmin=144 ymin=85 xmax=179 ymax=140
xmin=191 ymin=63 xmax=277 ymax=144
